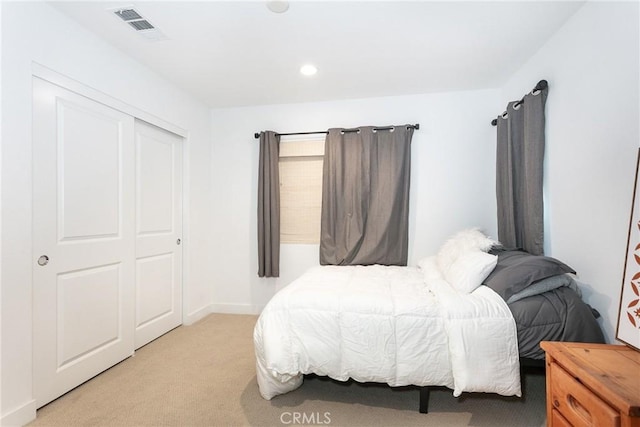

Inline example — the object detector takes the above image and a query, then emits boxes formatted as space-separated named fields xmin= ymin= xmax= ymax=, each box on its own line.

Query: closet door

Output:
xmin=134 ymin=120 xmax=183 ymax=349
xmin=32 ymin=78 xmax=136 ymax=407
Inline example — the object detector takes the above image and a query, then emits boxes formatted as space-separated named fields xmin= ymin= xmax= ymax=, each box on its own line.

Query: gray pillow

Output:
xmin=506 ymin=273 xmax=578 ymax=304
xmin=482 ymin=250 xmax=576 ymax=301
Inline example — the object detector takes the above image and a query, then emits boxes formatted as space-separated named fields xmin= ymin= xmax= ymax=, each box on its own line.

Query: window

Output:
xmin=279 ymin=137 xmax=324 ymax=244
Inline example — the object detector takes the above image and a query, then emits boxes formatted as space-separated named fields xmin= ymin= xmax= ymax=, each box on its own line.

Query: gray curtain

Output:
xmin=496 ymin=86 xmax=548 ymax=255
xmin=257 ymin=131 xmax=280 ymax=277
xmin=320 ymin=125 xmax=413 ymax=266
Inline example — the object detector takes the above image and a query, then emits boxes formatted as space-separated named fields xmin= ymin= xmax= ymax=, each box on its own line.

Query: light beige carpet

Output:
xmin=29 ymin=313 xmax=546 ymax=427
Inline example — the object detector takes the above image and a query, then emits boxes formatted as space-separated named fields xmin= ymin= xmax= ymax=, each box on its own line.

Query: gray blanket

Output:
xmin=483 ymin=249 xmax=605 ymax=359
xmin=508 ymin=286 xmax=605 ymax=359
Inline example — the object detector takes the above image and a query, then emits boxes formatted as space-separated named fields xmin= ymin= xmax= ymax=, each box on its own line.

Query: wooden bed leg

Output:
xmin=419 ymin=386 xmax=430 ymax=414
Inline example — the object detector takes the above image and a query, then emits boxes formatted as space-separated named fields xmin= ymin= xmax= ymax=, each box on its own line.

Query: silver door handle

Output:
xmin=176 ymin=239 xmax=181 ymax=245
xmin=37 ymin=255 xmax=49 ymax=266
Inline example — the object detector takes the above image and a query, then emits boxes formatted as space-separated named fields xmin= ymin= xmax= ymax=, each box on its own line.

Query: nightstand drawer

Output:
xmin=551 ymin=408 xmax=572 ymax=427
xmin=549 ymin=362 xmax=620 ymax=427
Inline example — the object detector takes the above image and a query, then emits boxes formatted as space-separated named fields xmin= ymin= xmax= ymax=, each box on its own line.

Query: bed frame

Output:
xmin=418 ymin=357 xmax=545 ymax=413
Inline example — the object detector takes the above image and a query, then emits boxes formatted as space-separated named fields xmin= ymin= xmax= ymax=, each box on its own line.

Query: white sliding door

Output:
xmin=32 ymin=78 xmax=184 ymax=407
xmin=134 ymin=120 xmax=183 ymax=349
xmin=32 ymin=78 xmax=136 ymax=407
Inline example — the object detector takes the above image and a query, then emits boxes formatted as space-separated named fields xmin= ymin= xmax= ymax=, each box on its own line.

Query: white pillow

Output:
xmin=444 ymin=251 xmax=498 ymax=294
xmin=437 ymin=228 xmax=497 ymax=273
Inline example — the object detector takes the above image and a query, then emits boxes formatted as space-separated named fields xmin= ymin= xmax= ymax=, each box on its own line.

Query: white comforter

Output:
xmin=254 ymin=262 xmax=521 ymax=400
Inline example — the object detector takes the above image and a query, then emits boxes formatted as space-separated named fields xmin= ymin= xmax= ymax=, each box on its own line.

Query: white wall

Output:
xmin=501 ymin=1 xmax=640 ymax=343
xmin=4 ymin=0 xmax=635 ymax=424
xmin=1 ymin=3 xmax=213 ymax=425
xmin=209 ymin=89 xmax=500 ymax=313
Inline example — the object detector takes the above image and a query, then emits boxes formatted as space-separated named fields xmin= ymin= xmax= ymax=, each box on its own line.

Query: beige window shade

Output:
xmin=279 ymin=138 xmax=324 ymax=244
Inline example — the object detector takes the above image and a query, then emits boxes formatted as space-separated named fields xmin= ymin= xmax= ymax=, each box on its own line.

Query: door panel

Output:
xmin=57 ymin=263 xmax=122 ymax=368
xmin=58 ymin=100 xmax=121 ymax=240
xmin=136 ymin=254 xmax=174 ymax=327
xmin=32 ymin=78 xmax=135 ymax=408
xmin=134 ymin=120 xmax=183 ymax=349
xmin=137 ymin=134 xmax=174 ymax=234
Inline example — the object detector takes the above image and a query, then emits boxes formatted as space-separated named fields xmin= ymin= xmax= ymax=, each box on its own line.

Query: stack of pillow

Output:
xmin=482 ymin=248 xmax=576 ymax=303
xmin=424 ymin=228 xmax=578 ymax=300
xmin=435 ymin=228 xmax=498 ymax=294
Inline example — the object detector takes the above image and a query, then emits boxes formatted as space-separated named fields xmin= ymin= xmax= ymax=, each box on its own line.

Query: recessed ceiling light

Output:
xmin=267 ymin=1 xmax=289 ymax=13
xmin=300 ymin=64 xmax=318 ymax=76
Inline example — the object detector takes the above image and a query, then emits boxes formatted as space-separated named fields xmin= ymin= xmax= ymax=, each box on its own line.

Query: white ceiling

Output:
xmin=50 ymin=1 xmax=585 ymax=109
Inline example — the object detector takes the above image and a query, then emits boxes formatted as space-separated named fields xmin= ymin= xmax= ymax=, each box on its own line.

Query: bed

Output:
xmin=253 ymin=229 xmax=604 ymax=410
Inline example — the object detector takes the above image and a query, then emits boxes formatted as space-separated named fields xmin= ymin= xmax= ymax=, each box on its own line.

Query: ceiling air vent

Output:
xmin=114 ymin=8 xmax=143 ymax=22
xmin=111 ymin=7 xmax=167 ymax=41
xmin=128 ymin=19 xmax=155 ymax=31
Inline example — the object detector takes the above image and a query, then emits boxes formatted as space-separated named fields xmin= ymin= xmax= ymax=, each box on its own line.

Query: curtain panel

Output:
xmin=257 ymin=131 xmax=280 ymax=277
xmin=496 ymin=86 xmax=548 ymax=255
xmin=320 ymin=125 xmax=413 ymax=266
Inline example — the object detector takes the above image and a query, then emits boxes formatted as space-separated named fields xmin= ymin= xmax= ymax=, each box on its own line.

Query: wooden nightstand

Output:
xmin=541 ymin=341 xmax=640 ymax=427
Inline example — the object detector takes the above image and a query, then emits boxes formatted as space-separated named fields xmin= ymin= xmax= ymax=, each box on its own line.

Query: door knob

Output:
xmin=176 ymin=239 xmax=181 ymax=245
xmin=37 ymin=255 xmax=49 ymax=266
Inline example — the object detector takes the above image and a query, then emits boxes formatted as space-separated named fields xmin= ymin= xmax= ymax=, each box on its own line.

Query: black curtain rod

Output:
xmin=491 ymin=80 xmax=548 ymax=126
xmin=254 ymin=124 xmax=420 ymax=139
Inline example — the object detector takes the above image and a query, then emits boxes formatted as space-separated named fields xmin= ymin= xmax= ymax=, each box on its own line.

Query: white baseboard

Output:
xmin=183 ymin=305 xmax=213 ymax=325
xmin=210 ymin=303 xmax=264 ymax=315
xmin=1 ymin=399 xmax=37 ymax=427
xmin=182 ymin=303 xmax=264 ymax=325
